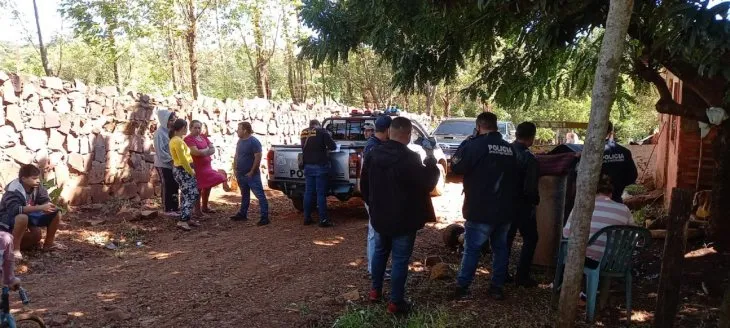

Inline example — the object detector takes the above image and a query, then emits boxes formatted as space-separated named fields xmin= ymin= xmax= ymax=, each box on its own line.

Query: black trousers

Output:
xmin=157 ymin=167 xmax=180 ymax=212
xmin=507 ymin=206 xmax=538 ymax=280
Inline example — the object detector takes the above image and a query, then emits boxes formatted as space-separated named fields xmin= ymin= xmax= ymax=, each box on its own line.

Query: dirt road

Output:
xmin=13 ymin=178 xmax=723 ymax=327
xmin=15 ymin=178 xmax=469 ymax=328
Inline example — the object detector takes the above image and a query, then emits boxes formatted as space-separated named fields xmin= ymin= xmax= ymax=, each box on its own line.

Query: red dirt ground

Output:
xmin=11 ymin=178 xmax=726 ymax=327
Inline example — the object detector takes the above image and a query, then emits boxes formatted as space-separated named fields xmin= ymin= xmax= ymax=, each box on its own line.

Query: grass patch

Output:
xmin=332 ymin=304 xmax=473 ymax=328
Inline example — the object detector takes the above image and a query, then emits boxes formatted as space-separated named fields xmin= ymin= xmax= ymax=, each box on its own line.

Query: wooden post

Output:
xmin=654 ymin=188 xmax=693 ymax=328
xmin=721 ymin=273 xmax=730 ymax=328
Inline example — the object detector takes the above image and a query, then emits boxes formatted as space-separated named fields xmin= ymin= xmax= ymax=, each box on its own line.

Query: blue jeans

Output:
xmin=303 ymin=164 xmax=329 ymax=223
xmin=457 ymin=221 xmax=511 ymax=289
xmin=371 ymin=232 xmax=416 ymax=303
xmin=236 ymin=173 xmax=269 ymax=221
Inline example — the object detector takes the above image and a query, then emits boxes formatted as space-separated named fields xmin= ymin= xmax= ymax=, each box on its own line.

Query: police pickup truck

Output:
xmin=266 ymin=116 xmax=448 ymax=211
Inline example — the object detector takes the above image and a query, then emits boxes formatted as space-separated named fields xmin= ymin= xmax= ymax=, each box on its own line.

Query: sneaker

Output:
xmin=164 ymin=211 xmax=180 ymax=217
xmin=318 ymin=221 xmax=335 ymax=228
xmin=488 ymin=286 xmax=506 ymax=301
xmin=13 ymin=250 xmax=23 ymax=261
xmin=303 ymin=220 xmax=314 ymax=226
xmin=384 ymin=270 xmax=392 ymax=281
xmin=256 ymin=220 xmax=270 ymax=226
xmin=387 ymin=301 xmax=411 ymax=315
xmin=230 ymin=214 xmax=248 ymax=221
xmin=189 ymin=220 xmax=202 ymax=227
xmin=516 ymin=277 xmax=539 ymax=288
xmin=176 ymin=222 xmax=192 ymax=231
xmin=368 ymin=289 xmax=382 ymax=303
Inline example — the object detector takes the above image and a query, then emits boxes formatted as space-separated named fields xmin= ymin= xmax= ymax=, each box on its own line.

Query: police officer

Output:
xmin=301 ymin=120 xmax=337 ymax=227
xmin=452 ymin=112 xmax=518 ymax=300
xmin=362 ymin=115 xmax=392 ymax=277
xmin=602 ymin=122 xmax=638 ymax=203
xmin=506 ymin=122 xmax=540 ymax=288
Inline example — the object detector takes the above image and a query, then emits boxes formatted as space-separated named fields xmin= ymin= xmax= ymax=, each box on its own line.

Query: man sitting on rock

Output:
xmin=0 ymin=164 xmax=64 ymax=260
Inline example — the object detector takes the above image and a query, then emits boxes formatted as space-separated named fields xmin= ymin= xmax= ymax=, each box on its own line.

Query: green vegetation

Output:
xmin=1 ymin=0 xmax=660 ymax=141
xmin=332 ymin=305 xmax=473 ymax=328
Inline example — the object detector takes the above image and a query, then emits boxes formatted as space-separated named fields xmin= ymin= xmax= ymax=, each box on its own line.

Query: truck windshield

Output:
xmin=325 ymin=119 xmax=375 ymax=141
xmin=433 ymin=121 xmax=474 ymax=136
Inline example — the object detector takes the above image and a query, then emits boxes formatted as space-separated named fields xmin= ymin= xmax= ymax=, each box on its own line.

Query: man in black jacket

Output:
xmin=301 ymin=120 xmax=337 ymax=227
xmin=452 ymin=112 xmax=518 ymax=300
xmin=602 ymin=122 xmax=638 ymax=203
xmin=361 ymin=117 xmax=440 ymax=314
xmin=506 ymin=122 xmax=540 ymax=288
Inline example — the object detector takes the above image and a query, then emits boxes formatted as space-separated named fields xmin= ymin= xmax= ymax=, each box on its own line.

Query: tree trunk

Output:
xmin=185 ymin=0 xmax=200 ymax=99
xmin=32 ymin=0 xmax=51 ymax=76
xmin=655 ymin=188 xmax=693 ymax=328
xmin=556 ymin=0 xmax=634 ymax=327
xmin=107 ymin=30 xmax=122 ymax=92
xmin=321 ymin=66 xmax=327 ymax=105
xmin=711 ymin=120 xmax=730 ymax=251
xmin=424 ymin=83 xmax=436 ymax=117
xmin=166 ymin=27 xmax=178 ymax=92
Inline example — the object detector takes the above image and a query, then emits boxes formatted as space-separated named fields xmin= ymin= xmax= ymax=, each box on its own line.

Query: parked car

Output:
xmin=267 ymin=116 xmax=448 ymax=211
xmin=432 ymin=118 xmax=516 ymax=165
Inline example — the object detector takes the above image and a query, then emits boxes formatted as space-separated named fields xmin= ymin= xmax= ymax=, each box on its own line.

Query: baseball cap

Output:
xmin=363 ymin=123 xmax=375 ymax=131
xmin=374 ymin=115 xmax=392 ymax=132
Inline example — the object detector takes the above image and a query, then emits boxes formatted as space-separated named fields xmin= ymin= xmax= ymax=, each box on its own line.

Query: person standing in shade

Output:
xmin=301 ymin=120 xmax=337 ymax=227
xmin=602 ymin=122 xmax=638 ymax=203
xmin=362 ymin=115 xmax=392 ymax=277
xmin=361 ymin=117 xmax=440 ymax=314
xmin=451 ymin=112 xmax=518 ymax=300
xmin=506 ymin=122 xmax=540 ymax=288
xmin=169 ymin=119 xmax=202 ymax=231
xmin=153 ymin=109 xmax=180 ymax=217
xmin=230 ymin=122 xmax=269 ymax=226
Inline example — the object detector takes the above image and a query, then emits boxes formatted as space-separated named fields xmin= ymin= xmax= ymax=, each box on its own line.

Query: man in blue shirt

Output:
xmin=362 ymin=115 xmax=391 ymax=277
xmin=231 ymin=122 xmax=270 ymax=225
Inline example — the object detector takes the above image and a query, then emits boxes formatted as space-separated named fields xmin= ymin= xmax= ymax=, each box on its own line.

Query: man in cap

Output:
xmin=363 ymin=123 xmax=375 ymax=140
xmin=362 ymin=115 xmax=392 ymax=277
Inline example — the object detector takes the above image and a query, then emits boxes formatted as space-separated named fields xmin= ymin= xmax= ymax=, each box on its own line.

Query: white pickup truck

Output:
xmin=266 ymin=116 xmax=448 ymax=211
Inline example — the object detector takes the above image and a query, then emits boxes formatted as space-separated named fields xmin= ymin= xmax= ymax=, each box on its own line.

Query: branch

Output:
xmin=635 ymin=59 xmax=710 ymax=123
xmin=195 ymin=0 xmax=213 ymax=21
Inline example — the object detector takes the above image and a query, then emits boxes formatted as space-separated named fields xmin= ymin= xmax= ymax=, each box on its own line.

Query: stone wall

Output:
xmin=0 ymin=72 xmax=362 ymax=206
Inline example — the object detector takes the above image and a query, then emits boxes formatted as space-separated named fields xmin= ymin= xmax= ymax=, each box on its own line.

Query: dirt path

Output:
xmin=12 ymin=178 xmax=725 ymax=327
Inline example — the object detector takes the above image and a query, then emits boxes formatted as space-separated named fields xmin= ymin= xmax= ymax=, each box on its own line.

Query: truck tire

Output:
xmin=430 ymin=164 xmax=446 ymax=197
xmin=292 ymin=197 xmax=304 ymax=212
xmin=442 ymin=223 xmax=465 ymax=248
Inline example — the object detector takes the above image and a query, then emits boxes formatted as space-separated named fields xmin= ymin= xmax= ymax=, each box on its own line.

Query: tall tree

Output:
xmin=178 ymin=0 xmax=212 ymax=99
xmin=557 ymin=3 xmax=634 ymax=325
xmin=61 ymin=0 xmax=145 ymax=91
xmin=32 ymin=0 xmax=52 ymax=76
xmin=300 ymin=0 xmax=730 ymax=250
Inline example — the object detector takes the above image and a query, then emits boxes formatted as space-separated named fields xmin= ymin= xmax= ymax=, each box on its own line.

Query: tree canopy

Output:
xmin=300 ymin=0 xmax=730 ymax=121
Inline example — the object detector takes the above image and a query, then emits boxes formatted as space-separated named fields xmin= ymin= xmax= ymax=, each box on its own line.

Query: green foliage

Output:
xmin=41 ymin=178 xmax=66 ymax=213
xmin=332 ymin=304 xmax=473 ymax=328
xmin=624 ymin=184 xmax=647 ymax=196
xmin=300 ymin=0 xmax=730 ymax=115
